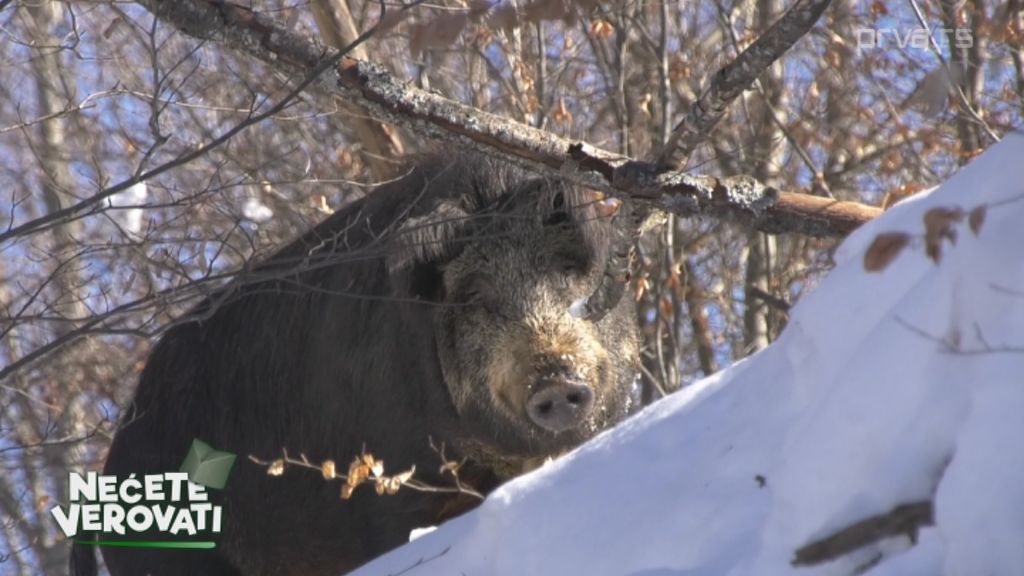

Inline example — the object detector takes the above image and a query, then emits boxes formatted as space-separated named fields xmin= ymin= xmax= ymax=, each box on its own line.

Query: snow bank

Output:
xmin=352 ymin=134 xmax=1024 ymax=576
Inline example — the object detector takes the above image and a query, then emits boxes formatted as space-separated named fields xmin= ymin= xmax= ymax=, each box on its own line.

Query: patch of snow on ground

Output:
xmin=351 ymin=133 xmax=1024 ymax=576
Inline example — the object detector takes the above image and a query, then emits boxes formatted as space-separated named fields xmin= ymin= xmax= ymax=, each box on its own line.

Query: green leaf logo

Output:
xmin=180 ymin=438 xmax=236 ymax=490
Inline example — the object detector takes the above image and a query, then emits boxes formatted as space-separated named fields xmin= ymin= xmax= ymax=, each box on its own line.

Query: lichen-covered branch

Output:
xmin=133 ymin=0 xmax=879 ymax=238
xmin=656 ymin=0 xmax=836 ymax=167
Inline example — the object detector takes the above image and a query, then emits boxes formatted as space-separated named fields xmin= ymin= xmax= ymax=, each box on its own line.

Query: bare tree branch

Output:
xmin=131 ymin=0 xmax=881 ymax=239
xmin=657 ymin=0 xmax=836 ymax=167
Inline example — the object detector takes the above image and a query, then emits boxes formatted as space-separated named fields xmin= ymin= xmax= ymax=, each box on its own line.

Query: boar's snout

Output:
xmin=526 ymin=377 xmax=594 ymax=433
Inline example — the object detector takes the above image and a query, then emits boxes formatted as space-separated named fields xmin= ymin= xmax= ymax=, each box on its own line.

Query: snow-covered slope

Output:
xmin=352 ymin=134 xmax=1024 ymax=576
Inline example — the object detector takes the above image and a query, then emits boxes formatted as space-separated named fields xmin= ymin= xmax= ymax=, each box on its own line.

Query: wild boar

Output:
xmin=73 ymin=154 xmax=642 ymax=576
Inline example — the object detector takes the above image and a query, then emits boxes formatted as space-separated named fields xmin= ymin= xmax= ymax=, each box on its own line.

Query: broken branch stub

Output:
xmin=579 ymin=161 xmax=668 ymax=322
xmin=575 ymin=159 xmax=777 ymax=322
xmin=581 ymin=198 xmax=648 ymax=322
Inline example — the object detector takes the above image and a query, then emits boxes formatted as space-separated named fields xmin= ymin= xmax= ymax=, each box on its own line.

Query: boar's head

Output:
xmin=387 ymin=155 xmax=642 ymax=470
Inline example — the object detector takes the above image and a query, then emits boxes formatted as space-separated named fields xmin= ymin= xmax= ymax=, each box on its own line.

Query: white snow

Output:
xmin=351 ymin=133 xmax=1024 ymax=576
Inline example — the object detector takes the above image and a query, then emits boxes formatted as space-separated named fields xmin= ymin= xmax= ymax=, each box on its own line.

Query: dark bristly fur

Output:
xmin=75 ymin=154 xmax=641 ymax=576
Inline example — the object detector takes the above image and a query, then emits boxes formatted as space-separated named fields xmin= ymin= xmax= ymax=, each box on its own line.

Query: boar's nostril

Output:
xmin=526 ymin=382 xmax=594 ymax=433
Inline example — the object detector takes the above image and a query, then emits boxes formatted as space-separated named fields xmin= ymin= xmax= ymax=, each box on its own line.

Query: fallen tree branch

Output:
xmin=133 ymin=0 xmax=880 ymax=238
xmin=792 ymin=500 xmax=934 ymax=567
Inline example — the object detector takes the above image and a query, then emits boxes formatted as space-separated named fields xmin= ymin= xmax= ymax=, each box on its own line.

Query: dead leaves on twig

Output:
xmin=251 ymin=451 xmax=415 ymax=499
xmin=342 ymin=453 xmax=411 ymax=498
xmin=864 ymin=203 xmax=987 ymax=273
xmin=249 ymin=441 xmax=483 ymax=502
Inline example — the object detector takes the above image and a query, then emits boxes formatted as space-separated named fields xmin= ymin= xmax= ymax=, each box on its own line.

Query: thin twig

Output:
xmin=249 ymin=444 xmax=485 ymax=501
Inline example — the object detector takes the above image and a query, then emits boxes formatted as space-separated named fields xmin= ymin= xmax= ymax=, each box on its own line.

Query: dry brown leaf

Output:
xmin=864 ymin=232 xmax=911 ymax=272
xmin=590 ymin=19 xmax=614 ymax=39
xmin=321 ymin=460 xmax=336 ymax=480
xmin=669 ymin=55 xmax=691 ymax=82
xmin=341 ymin=483 xmax=355 ymax=500
xmin=635 ymin=276 xmax=649 ymax=302
xmin=923 ymin=207 xmax=963 ymax=236
xmin=314 ymin=195 xmax=334 ymax=215
xmin=348 ymin=458 xmax=370 ymax=486
xmin=881 ymin=183 xmax=923 ymax=209
xmin=826 ymin=50 xmax=841 ymax=68
xmin=551 ymin=97 xmax=573 ymax=125
xmin=375 ymin=481 xmax=386 ymax=496
xmin=394 ymin=466 xmax=416 ymax=483
xmin=659 ymin=297 xmax=674 ymax=318
xmin=268 ymin=457 xmax=284 ymax=475
xmin=969 ymin=205 xmax=986 ymax=236
xmin=923 ymin=206 xmax=964 ymax=263
xmin=666 ymin=270 xmax=681 ymax=292
xmin=639 ymin=93 xmax=653 ymax=117
xmin=525 ymin=95 xmax=541 ymax=114
xmin=360 ymin=454 xmax=385 ymax=478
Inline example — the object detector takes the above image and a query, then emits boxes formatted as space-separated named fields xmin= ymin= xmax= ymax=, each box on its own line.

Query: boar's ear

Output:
xmin=386 ymin=198 xmax=472 ymax=302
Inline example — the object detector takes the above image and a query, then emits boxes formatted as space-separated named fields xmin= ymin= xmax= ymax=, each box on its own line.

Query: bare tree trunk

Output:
xmin=742 ymin=0 xmax=787 ymax=354
xmin=937 ymin=0 xmax=987 ymax=161
xmin=743 ymin=232 xmax=777 ymax=352
xmin=310 ymin=0 xmax=405 ymax=179
xmin=19 ymin=2 xmax=90 ymax=572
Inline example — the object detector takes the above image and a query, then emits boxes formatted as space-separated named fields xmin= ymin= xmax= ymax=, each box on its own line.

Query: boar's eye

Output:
xmin=543 ymin=191 xmax=571 ymax=227
xmin=551 ymin=252 xmax=587 ymax=275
